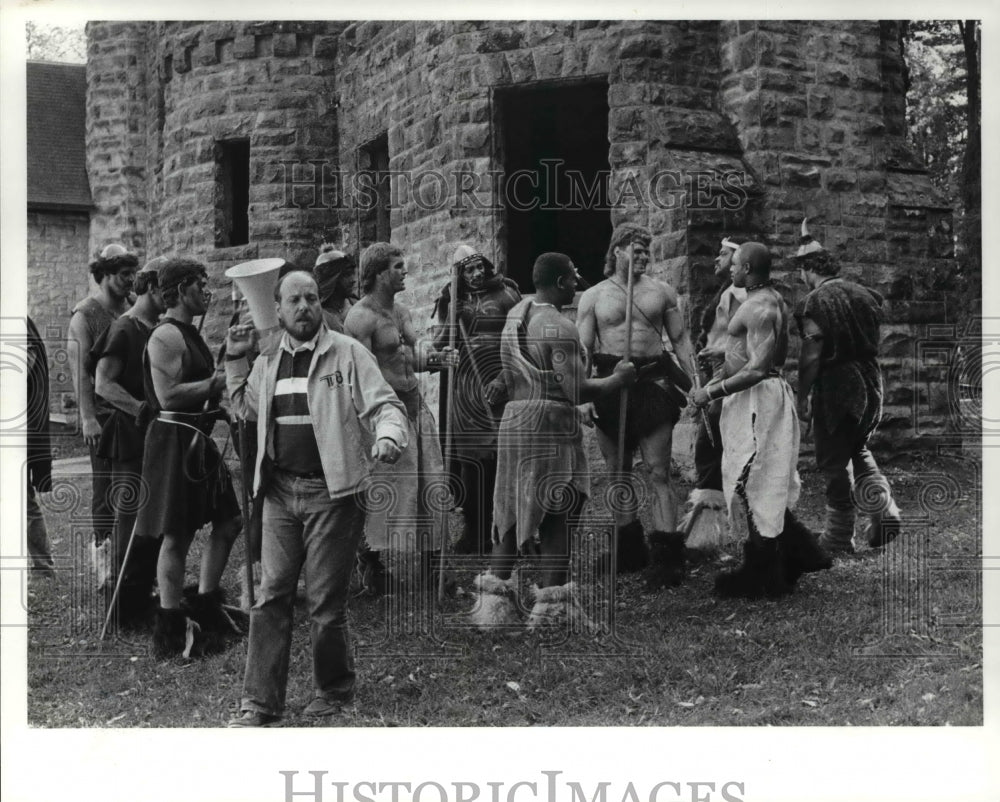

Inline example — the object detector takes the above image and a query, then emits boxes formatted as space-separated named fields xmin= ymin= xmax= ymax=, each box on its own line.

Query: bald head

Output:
xmin=737 ymin=242 xmax=771 ymax=275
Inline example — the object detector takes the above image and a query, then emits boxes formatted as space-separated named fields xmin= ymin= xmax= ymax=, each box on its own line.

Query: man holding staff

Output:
xmin=577 ymin=223 xmax=694 ymax=587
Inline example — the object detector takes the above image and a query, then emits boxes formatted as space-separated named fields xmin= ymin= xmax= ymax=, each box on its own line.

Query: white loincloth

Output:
xmin=720 ymin=377 xmax=801 ymax=540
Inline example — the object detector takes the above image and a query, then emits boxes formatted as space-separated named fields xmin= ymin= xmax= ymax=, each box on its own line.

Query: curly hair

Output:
xmin=89 ymin=253 xmax=139 ymax=282
xmin=604 ymin=223 xmax=652 ymax=276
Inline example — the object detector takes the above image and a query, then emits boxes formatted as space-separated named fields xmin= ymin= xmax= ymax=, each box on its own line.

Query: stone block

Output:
xmin=504 ymin=50 xmax=536 ymax=83
xmin=619 ymin=34 xmax=663 ymax=59
xmin=533 ymin=45 xmax=564 ymax=79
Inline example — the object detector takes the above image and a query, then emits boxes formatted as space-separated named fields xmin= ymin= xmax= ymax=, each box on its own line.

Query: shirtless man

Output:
xmin=343 ymin=243 xmax=456 ymax=595
xmin=577 ymin=223 xmax=693 ymax=582
xmin=684 ymin=237 xmax=746 ymax=553
xmin=470 ymin=252 xmax=635 ymax=629
xmin=691 ymin=242 xmax=827 ymax=598
xmin=68 ymin=244 xmax=136 ymax=574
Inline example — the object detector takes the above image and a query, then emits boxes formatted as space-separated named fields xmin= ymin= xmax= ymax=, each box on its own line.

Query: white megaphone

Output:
xmin=225 ymin=258 xmax=284 ymax=331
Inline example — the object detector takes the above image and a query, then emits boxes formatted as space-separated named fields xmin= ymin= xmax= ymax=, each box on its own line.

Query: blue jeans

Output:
xmin=240 ymin=470 xmax=364 ymax=716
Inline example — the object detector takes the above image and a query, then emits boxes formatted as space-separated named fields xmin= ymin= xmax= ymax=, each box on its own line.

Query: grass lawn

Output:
xmin=24 ymin=429 xmax=982 ymax=728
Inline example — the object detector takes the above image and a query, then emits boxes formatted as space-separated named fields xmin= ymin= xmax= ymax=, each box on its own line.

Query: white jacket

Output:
xmin=226 ymin=326 xmax=409 ymax=499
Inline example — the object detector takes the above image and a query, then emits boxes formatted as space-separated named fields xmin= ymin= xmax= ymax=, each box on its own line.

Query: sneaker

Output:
xmin=303 ymin=697 xmax=348 ymax=717
xmin=227 ymin=710 xmax=281 ymax=728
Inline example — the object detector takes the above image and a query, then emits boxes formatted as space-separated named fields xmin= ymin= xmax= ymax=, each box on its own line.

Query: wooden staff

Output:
xmin=613 ymin=247 xmax=637 ymax=577
xmin=230 ymin=290 xmax=255 ymax=608
xmin=438 ymin=258 xmax=461 ymax=604
xmin=99 ymin=520 xmax=139 ymax=641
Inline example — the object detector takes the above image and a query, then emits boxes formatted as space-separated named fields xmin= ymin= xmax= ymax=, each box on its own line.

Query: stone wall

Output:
xmin=83 ymin=19 xmax=961 ymax=445
xmin=86 ymin=21 xmax=149 ymax=256
xmin=717 ymin=20 xmax=957 ymax=445
xmin=27 ymin=209 xmax=91 ymax=412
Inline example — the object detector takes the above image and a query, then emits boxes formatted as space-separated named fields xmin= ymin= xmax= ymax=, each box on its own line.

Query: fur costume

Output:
xmin=681 ymin=488 xmax=732 ymax=553
xmin=641 ymin=531 xmax=686 ymax=591
xmin=152 ymin=607 xmax=189 ymax=659
xmin=617 ymin=519 xmax=650 ymax=573
xmin=777 ymin=509 xmax=832 ymax=585
xmin=713 ymin=538 xmax=792 ymax=600
xmin=468 ymin=572 xmax=519 ymax=629
xmin=526 ymin=582 xmax=594 ymax=633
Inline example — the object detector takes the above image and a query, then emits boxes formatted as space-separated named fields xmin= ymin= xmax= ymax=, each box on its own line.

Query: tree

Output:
xmin=903 ymin=20 xmax=981 ymax=316
xmin=25 ymin=22 xmax=86 ymax=63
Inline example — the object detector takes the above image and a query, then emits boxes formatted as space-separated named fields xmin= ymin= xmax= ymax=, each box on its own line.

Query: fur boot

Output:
xmin=713 ymin=537 xmax=793 ymax=600
xmin=681 ymin=489 xmax=731 ymax=555
xmin=818 ymin=506 xmax=856 ymax=555
xmin=468 ymin=572 xmax=519 ymax=630
xmin=779 ymin=509 xmax=832 ymax=585
xmin=616 ymin=520 xmax=649 ymax=573
xmin=641 ymin=531 xmax=687 ymax=591
xmin=114 ymin=582 xmax=157 ymax=630
xmin=183 ymin=588 xmax=244 ymax=654
xmin=152 ymin=607 xmax=189 ymax=660
xmin=526 ymin=582 xmax=595 ymax=633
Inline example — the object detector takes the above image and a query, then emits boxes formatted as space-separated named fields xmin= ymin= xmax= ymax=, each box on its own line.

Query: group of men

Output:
xmin=57 ymin=218 xmax=901 ymax=726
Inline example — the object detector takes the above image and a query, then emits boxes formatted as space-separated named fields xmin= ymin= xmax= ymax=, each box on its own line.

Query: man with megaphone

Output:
xmin=225 ymin=269 xmax=409 ymax=727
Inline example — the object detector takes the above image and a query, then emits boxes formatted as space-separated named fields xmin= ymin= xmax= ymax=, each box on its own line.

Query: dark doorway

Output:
xmin=498 ymin=80 xmax=611 ymax=292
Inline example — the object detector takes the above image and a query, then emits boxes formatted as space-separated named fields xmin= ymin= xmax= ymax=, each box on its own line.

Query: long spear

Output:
xmin=613 ymin=247 xmax=637 ymax=580
xmin=438 ymin=257 xmax=461 ymax=604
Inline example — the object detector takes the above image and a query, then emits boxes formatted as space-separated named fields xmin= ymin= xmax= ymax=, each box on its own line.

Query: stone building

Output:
xmin=83 ymin=20 xmax=961 ymax=445
xmin=27 ymin=61 xmax=92 ymax=352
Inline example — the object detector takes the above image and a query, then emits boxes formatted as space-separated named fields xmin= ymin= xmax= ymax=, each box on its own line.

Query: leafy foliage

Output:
xmin=25 ymin=22 xmax=86 ymax=64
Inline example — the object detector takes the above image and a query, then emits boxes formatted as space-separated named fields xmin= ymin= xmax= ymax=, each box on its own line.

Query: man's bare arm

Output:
xmin=575 ymin=288 xmax=598 ymax=375
xmin=405 ymin=305 xmax=457 ymax=372
xmin=343 ymin=305 xmax=376 ymax=353
xmin=663 ymin=303 xmax=695 ymax=377
xmin=148 ymin=326 xmax=223 ymax=410
xmin=95 ymin=355 xmax=142 ymax=417
xmin=67 ymin=312 xmax=101 ymax=445
xmin=722 ymin=304 xmax=780 ymax=394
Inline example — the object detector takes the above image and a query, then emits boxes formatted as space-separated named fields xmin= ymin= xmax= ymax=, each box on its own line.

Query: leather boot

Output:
xmin=779 ymin=509 xmax=832 ymax=585
xmin=865 ymin=498 xmax=902 ymax=548
xmin=616 ymin=519 xmax=649 ymax=573
xmin=714 ymin=537 xmax=793 ymax=600
xmin=641 ymin=531 xmax=687 ymax=591
xmin=818 ymin=506 xmax=856 ymax=554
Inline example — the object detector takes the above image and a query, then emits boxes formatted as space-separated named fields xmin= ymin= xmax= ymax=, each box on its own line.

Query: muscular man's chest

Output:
xmin=595 ymin=287 xmax=663 ymax=330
